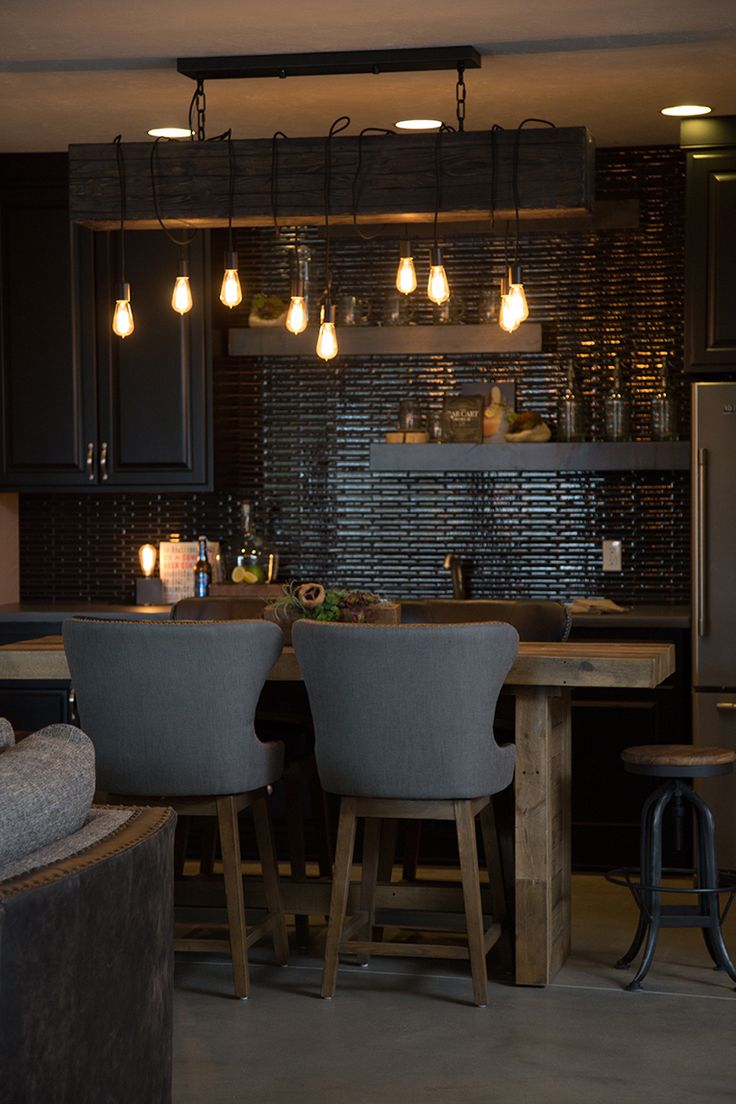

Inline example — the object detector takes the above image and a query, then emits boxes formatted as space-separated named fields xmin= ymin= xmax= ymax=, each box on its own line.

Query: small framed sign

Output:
xmin=441 ymin=395 xmax=484 ymax=443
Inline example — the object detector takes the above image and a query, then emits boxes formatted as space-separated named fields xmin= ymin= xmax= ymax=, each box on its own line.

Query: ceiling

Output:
xmin=1 ymin=0 xmax=735 ymax=153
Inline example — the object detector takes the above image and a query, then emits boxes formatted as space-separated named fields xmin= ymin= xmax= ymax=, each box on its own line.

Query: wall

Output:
xmin=18 ymin=146 xmax=688 ymax=604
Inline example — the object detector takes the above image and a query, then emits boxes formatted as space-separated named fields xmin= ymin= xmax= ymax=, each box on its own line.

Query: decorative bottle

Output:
xmin=556 ymin=361 xmax=585 ymax=442
xmin=232 ymin=502 xmax=279 ymax=583
xmin=193 ymin=535 xmax=212 ymax=597
xmin=649 ymin=357 xmax=678 ymax=441
xmin=603 ymin=357 xmax=631 ymax=442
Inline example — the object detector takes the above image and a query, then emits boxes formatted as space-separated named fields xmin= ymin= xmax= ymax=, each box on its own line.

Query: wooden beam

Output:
xmin=68 ymin=127 xmax=594 ymax=229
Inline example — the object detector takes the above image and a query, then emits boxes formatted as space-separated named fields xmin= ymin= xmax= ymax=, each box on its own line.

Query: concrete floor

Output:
xmin=173 ymin=875 xmax=736 ymax=1104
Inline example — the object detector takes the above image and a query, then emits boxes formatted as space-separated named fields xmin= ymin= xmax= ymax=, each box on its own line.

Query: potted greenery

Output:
xmin=264 ymin=582 xmax=399 ymax=643
xmin=248 ymin=292 xmax=288 ymax=327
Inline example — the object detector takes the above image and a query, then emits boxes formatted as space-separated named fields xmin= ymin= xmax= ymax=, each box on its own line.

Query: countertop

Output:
xmin=0 ymin=601 xmax=691 ymax=629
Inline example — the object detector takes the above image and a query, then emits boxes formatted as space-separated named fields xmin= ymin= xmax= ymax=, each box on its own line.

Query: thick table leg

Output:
xmin=513 ymin=686 xmax=571 ymax=986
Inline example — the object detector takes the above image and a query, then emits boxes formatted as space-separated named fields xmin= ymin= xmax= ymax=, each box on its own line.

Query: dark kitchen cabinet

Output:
xmin=682 ymin=118 xmax=736 ymax=373
xmin=0 ymin=153 xmax=212 ymax=489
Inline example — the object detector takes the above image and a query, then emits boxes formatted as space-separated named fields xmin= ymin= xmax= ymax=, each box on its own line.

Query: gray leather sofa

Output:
xmin=0 ymin=720 xmax=175 ymax=1104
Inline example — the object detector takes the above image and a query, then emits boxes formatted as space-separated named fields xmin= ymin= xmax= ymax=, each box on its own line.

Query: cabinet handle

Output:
xmin=716 ymin=702 xmax=736 ymax=712
xmin=696 ymin=448 xmax=707 ymax=638
xmin=86 ymin=442 xmax=95 ymax=481
xmin=100 ymin=441 xmax=108 ymax=481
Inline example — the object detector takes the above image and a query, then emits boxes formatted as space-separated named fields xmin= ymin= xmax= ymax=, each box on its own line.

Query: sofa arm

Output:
xmin=0 ymin=805 xmax=176 ymax=1104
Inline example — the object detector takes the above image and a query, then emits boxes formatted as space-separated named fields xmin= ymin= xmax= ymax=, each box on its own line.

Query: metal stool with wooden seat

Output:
xmin=607 ymin=744 xmax=736 ymax=991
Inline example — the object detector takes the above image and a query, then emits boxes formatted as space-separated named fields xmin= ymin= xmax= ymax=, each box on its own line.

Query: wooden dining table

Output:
xmin=0 ymin=633 xmax=675 ymax=986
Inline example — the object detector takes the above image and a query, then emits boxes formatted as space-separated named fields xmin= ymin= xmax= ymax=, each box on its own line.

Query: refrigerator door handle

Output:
xmin=716 ymin=702 xmax=736 ymax=712
xmin=696 ymin=447 xmax=707 ymax=638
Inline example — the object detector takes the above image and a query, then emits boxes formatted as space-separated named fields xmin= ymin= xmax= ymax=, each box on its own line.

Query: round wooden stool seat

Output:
xmin=621 ymin=745 xmax=736 ymax=778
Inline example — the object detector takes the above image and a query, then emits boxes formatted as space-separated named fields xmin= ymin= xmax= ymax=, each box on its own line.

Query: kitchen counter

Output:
xmin=0 ymin=601 xmax=690 ymax=628
xmin=0 ymin=603 xmax=171 ymax=622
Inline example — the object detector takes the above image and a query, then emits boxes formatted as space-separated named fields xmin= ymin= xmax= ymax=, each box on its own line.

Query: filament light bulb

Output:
xmin=316 ymin=301 xmax=338 ymax=361
xmin=427 ymin=245 xmax=450 ymax=305
xmin=138 ymin=543 xmax=157 ymax=577
xmin=220 ymin=250 xmax=242 ymax=308
xmin=171 ymin=259 xmax=193 ymax=315
xmin=285 ymin=276 xmax=308 ymax=334
xmin=396 ymin=241 xmax=417 ymax=295
xmin=499 ymin=264 xmax=529 ymax=331
xmin=112 ymin=283 xmax=134 ymax=338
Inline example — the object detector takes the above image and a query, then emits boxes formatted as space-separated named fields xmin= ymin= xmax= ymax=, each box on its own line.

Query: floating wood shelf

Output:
xmin=370 ymin=441 xmax=691 ymax=472
xmin=228 ymin=323 xmax=543 ymax=357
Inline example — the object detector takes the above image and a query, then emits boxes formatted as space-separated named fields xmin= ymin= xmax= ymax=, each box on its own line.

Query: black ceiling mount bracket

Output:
xmin=176 ymin=46 xmax=482 ymax=82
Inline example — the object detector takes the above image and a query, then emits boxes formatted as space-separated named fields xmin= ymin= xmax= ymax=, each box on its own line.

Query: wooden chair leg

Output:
xmin=321 ymin=797 xmax=358 ymax=999
xmin=308 ymin=768 xmax=334 ymax=878
xmin=216 ymin=796 xmax=250 ymax=999
xmin=252 ymin=790 xmax=290 ymax=967
xmin=401 ymin=819 xmax=422 ymax=882
xmin=377 ymin=818 xmax=398 ymax=883
xmin=455 ymin=799 xmax=489 ymax=1007
xmin=357 ymin=817 xmax=382 ymax=964
xmin=479 ymin=800 xmax=506 ymax=925
xmin=283 ymin=767 xmax=310 ymax=949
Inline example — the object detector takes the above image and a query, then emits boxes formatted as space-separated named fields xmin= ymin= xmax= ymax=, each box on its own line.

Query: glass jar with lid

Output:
xmin=231 ymin=501 xmax=279 ymax=583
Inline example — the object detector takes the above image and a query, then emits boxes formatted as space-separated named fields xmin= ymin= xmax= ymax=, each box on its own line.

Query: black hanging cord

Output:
xmin=113 ymin=134 xmax=126 ymax=284
xmin=351 ymin=127 xmax=394 ymax=241
xmin=270 ymin=131 xmax=288 ymax=235
xmin=433 ymin=123 xmax=453 ymax=246
xmin=225 ymin=129 xmax=235 ymax=253
xmin=488 ymin=123 xmax=502 ymax=233
xmin=323 ymin=116 xmax=350 ymax=299
xmin=150 ymin=137 xmax=197 ymax=247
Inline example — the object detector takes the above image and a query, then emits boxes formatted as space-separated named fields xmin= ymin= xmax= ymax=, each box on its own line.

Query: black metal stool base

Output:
xmin=606 ymin=778 xmax=736 ymax=992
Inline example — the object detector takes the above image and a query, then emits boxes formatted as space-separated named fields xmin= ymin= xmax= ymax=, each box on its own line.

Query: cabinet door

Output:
xmin=94 ymin=230 xmax=212 ymax=488
xmin=0 ymin=157 xmax=96 ymax=486
xmin=686 ymin=150 xmax=736 ymax=372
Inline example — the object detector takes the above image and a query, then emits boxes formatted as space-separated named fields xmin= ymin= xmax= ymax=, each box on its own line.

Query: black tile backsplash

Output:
xmin=19 ymin=145 xmax=689 ymax=605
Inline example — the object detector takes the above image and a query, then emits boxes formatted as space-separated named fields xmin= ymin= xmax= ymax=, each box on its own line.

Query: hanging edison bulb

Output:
xmin=112 ymin=283 xmax=135 ymax=338
xmin=220 ymin=250 xmax=243 ymax=308
xmin=171 ymin=258 xmax=193 ymax=315
xmin=316 ymin=300 xmax=338 ymax=361
xmin=396 ymin=240 xmax=417 ymax=295
xmin=285 ymin=276 xmax=308 ymax=335
xmin=427 ymin=244 xmax=450 ymax=305
xmin=498 ymin=274 xmax=519 ymax=334
xmin=505 ymin=262 xmax=529 ymax=324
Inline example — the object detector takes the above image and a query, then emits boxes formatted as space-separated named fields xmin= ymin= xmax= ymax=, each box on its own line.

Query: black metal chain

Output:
xmin=188 ymin=78 xmax=207 ymax=142
xmin=113 ymin=134 xmax=126 ymax=282
xmin=455 ymin=63 xmax=466 ymax=132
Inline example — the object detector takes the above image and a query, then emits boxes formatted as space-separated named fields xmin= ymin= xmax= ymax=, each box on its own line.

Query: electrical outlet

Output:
xmin=602 ymin=539 xmax=622 ymax=573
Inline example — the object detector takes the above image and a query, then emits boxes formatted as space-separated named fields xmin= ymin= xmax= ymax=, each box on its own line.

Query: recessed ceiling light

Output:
xmin=660 ymin=104 xmax=712 ymax=117
xmin=147 ymin=126 xmax=193 ymax=139
xmin=395 ymin=118 xmax=443 ymax=131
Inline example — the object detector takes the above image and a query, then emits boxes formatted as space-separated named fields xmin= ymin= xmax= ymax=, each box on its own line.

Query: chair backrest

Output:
xmin=63 ymin=618 xmax=284 ymax=797
xmin=171 ymin=596 xmax=269 ymax=620
xmin=292 ymin=620 xmax=519 ymax=801
xmin=400 ymin=598 xmax=571 ymax=641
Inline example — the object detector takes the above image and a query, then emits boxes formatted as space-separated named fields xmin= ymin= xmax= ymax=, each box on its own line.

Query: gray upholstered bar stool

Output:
xmin=293 ymin=619 xmax=519 ymax=1006
xmin=63 ymin=617 xmax=289 ymax=999
xmin=608 ymin=743 xmax=736 ymax=992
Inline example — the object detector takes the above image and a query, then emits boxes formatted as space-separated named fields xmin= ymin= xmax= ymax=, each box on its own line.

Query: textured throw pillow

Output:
xmin=0 ymin=724 xmax=95 ymax=866
xmin=0 ymin=718 xmax=14 ymax=750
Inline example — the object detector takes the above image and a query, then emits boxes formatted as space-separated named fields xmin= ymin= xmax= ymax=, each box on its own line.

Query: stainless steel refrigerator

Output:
xmin=692 ymin=381 xmax=736 ymax=869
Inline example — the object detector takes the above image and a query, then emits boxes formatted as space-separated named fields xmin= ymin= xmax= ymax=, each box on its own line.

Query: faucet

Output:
xmin=443 ymin=554 xmax=467 ymax=600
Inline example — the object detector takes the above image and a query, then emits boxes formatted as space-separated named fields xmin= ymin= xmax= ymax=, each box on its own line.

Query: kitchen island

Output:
xmin=0 ymin=631 xmax=675 ymax=987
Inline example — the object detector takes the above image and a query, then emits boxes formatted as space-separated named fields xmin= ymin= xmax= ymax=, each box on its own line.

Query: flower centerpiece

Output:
xmin=264 ymin=582 xmax=399 ymax=642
